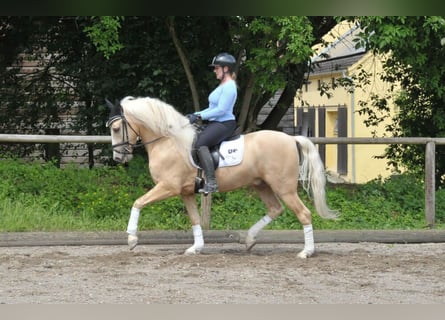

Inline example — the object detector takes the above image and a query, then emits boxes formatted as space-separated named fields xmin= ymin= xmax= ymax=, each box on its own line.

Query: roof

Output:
xmin=308 ymin=52 xmax=366 ymax=76
xmin=307 ymin=21 xmax=367 ymax=77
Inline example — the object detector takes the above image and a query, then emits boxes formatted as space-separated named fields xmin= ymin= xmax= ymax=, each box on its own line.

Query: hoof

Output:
xmin=297 ymin=249 xmax=314 ymax=259
xmin=245 ymin=235 xmax=257 ymax=251
xmin=184 ymin=245 xmax=202 ymax=255
xmin=128 ymin=234 xmax=138 ymax=250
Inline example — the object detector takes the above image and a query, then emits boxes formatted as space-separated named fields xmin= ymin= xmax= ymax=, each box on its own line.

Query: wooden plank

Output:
xmin=310 ymin=137 xmax=445 ymax=145
xmin=1 ymin=230 xmax=445 ymax=247
xmin=0 ymin=134 xmax=111 ymax=143
xmin=2 ymin=134 xmax=445 ymax=145
xmin=425 ymin=142 xmax=436 ymax=228
xmin=0 ymin=230 xmax=240 ymax=247
xmin=242 ymin=230 xmax=445 ymax=244
xmin=201 ymin=193 xmax=212 ymax=230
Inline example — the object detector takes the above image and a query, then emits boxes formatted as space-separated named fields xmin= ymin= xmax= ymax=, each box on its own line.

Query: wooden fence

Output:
xmin=1 ymin=134 xmax=444 ymax=227
xmin=311 ymin=137 xmax=445 ymax=228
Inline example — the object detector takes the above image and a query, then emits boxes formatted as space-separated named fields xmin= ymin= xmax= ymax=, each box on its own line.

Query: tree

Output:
xmin=0 ymin=16 xmax=336 ymax=165
xmin=239 ymin=16 xmax=337 ymax=132
xmin=0 ymin=17 xmax=192 ymax=166
xmin=87 ymin=16 xmax=337 ymax=131
xmin=230 ymin=16 xmax=316 ymax=132
xmin=348 ymin=16 xmax=445 ymax=187
xmin=0 ymin=17 xmax=72 ymax=160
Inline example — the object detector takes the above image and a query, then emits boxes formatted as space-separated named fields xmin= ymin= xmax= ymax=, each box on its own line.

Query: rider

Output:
xmin=187 ymin=52 xmax=238 ymax=194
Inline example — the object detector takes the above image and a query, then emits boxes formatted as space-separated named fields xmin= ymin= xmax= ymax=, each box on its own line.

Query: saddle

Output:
xmin=191 ymin=126 xmax=243 ymax=193
xmin=191 ymin=126 xmax=242 ymax=169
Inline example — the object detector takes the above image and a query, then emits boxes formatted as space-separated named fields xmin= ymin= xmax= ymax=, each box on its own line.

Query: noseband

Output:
xmin=106 ymin=115 xmax=163 ymax=154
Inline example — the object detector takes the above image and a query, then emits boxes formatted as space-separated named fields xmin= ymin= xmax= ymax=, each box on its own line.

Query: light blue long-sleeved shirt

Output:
xmin=196 ymin=80 xmax=237 ymax=122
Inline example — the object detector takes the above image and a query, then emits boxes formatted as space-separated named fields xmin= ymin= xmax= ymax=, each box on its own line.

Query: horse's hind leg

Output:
xmin=246 ymin=182 xmax=284 ymax=251
xmin=279 ymin=192 xmax=314 ymax=258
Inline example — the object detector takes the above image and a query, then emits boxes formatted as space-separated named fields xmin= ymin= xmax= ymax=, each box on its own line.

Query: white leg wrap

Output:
xmin=298 ymin=224 xmax=314 ymax=258
xmin=192 ymin=224 xmax=204 ymax=248
xmin=247 ymin=215 xmax=272 ymax=238
xmin=185 ymin=225 xmax=204 ymax=255
xmin=127 ymin=207 xmax=140 ymax=235
xmin=246 ymin=215 xmax=272 ymax=251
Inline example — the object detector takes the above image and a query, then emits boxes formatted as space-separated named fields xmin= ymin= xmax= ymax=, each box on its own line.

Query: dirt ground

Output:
xmin=1 ymin=242 xmax=444 ymax=304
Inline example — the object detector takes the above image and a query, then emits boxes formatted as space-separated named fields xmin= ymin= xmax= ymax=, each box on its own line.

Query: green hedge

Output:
xmin=0 ymin=156 xmax=443 ymax=232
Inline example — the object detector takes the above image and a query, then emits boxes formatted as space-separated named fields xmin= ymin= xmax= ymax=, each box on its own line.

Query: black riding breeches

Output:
xmin=194 ymin=120 xmax=237 ymax=149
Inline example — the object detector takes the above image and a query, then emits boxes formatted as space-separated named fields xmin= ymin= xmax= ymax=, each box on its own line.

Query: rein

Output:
xmin=107 ymin=115 xmax=164 ymax=154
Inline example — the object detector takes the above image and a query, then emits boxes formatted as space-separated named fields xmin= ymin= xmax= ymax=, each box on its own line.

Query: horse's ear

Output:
xmin=105 ymin=98 xmax=123 ymax=123
xmin=105 ymin=98 xmax=114 ymax=110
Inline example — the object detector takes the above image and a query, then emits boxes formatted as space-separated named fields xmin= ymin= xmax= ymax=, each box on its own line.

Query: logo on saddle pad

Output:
xmin=192 ymin=135 xmax=245 ymax=169
xmin=218 ymin=135 xmax=244 ymax=167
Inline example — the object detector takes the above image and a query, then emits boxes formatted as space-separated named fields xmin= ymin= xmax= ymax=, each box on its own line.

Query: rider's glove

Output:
xmin=186 ymin=113 xmax=200 ymax=124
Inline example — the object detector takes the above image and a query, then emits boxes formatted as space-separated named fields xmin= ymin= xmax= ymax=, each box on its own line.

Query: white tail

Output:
xmin=294 ymin=136 xmax=339 ymax=220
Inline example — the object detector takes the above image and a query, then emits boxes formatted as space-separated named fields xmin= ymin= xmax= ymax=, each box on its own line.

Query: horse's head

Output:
xmin=105 ymin=98 xmax=137 ymax=163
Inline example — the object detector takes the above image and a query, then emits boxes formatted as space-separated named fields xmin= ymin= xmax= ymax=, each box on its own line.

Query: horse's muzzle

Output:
xmin=113 ymin=152 xmax=133 ymax=164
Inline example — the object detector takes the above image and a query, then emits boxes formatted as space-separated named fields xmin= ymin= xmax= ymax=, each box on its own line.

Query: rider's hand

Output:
xmin=186 ymin=113 xmax=200 ymax=124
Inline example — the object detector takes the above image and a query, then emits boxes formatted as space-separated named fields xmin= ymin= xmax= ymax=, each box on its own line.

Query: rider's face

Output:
xmin=213 ymin=66 xmax=224 ymax=80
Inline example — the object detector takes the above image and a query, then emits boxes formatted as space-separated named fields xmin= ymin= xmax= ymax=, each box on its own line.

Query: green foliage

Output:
xmin=206 ymin=190 xmax=267 ymax=229
xmin=0 ymin=16 xmax=338 ymax=163
xmin=0 ymin=159 xmax=442 ymax=232
xmin=351 ymin=174 xmax=425 ymax=228
xmin=348 ymin=16 xmax=445 ymax=187
xmin=245 ymin=17 xmax=314 ymax=89
xmin=0 ymin=17 xmax=197 ymax=164
xmin=84 ymin=16 xmax=124 ymax=59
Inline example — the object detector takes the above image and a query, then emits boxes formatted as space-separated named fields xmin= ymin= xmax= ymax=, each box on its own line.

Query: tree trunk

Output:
xmin=237 ymin=72 xmax=255 ymax=131
xmin=259 ymin=84 xmax=295 ymax=130
xmin=167 ymin=17 xmax=200 ymax=111
xmin=259 ymin=61 xmax=306 ymax=131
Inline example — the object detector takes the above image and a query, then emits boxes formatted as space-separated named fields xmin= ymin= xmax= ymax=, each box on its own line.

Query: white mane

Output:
xmin=120 ymin=96 xmax=196 ymax=161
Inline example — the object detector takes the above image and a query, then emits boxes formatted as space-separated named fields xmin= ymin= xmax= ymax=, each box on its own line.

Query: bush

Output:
xmin=0 ymin=157 xmax=442 ymax=231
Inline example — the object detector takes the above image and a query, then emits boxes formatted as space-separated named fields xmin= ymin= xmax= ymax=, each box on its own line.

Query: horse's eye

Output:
xmin=112 ymin=126 xmax=120 ymax=133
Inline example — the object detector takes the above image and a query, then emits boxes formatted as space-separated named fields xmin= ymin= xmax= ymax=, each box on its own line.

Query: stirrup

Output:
xmin=199 ymin=183 xmax=218 ymax=195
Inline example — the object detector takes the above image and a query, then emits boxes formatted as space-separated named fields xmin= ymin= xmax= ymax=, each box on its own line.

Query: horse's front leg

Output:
xmin=126 ymin=182 xmax=175 ymax=250
xmin=181 ymin=194 xmax=204 ymax=255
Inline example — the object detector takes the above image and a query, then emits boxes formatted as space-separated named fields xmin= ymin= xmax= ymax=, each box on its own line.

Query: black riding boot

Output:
xmin=197 ymin=146 xmax=218 ymax=194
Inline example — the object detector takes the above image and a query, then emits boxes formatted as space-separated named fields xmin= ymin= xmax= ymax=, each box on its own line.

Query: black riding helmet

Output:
xmin=209 ymin=52 xmax=236 ymax=73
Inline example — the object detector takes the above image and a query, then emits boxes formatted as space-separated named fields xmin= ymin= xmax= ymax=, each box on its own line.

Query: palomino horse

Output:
xmin=106 ymin=96 xmax=338 ymax=258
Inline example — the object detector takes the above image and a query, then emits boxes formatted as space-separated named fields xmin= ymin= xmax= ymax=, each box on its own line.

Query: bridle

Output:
xmin=106 ymin=115 xmax=163 ymax=154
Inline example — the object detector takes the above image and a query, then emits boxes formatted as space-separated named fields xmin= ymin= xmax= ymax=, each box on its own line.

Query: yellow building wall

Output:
xmin=296 ymin=51 xmax=397 ymax=183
